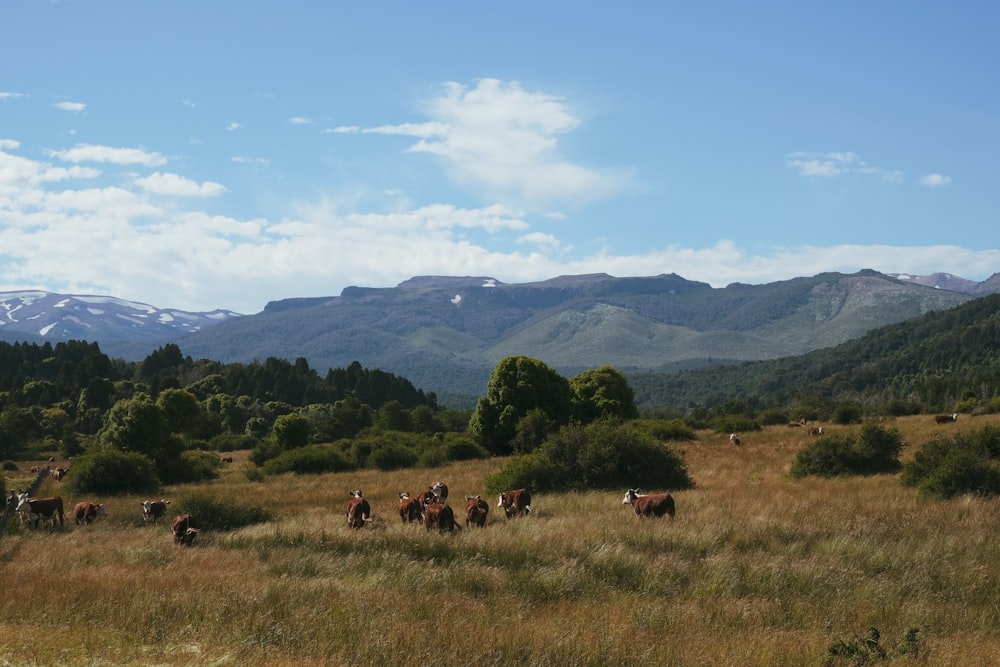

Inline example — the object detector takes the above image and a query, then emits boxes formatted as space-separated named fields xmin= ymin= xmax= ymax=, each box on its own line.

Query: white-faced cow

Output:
xmin=171 ymin=514 xmax=199 ymax=546
xmin=464 ymin=495 xmax=489 ymax=528
xmin=622 ymin=488 xmax=676 ymax=519
xmin=424 ymin=502 xmax=461 ymax=532
xmin=807 ymin=426 xmax=824 ymax=436
xmin=347 ymin=490 xmax=371 ymax=529
xmin=729 ymin=433 xmax=741 ymax=446
xmin=498 ymin=489 xmax=532 ymax=519
xmin=16 ymin=495 xmax=65 ymax=528
xmin=934 ymin=413 xmax=958 ymax=424
xmin=141 ymin=499 xmax=171 ymax=524
xmin=73 ymin=501 xmax=108 ymax=525
xmin=398 ymin=492 xmax=423 ymax=524
xmin=430 ymin=481 xmax=449 ymax=504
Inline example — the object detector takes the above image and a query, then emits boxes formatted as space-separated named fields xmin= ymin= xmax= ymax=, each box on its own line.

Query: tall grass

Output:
xmin=2 ymin=415 xmax=999 ymax=665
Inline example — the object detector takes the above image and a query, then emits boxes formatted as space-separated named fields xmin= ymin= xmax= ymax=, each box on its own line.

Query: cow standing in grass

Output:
xmin=464 ymin=495 xmax=489 ymax=528
xmin=73 ymin=502 xmax=108 ymax=525
xmin=934 ymin=413 xmax=958 ymax=423
xmin=498 ymin=489 xmax=532 ymax=519
xmin=347 ymin=490 xmax=371 ymax=529
xmin=398 ymin=492 xmax=423 ymax=524
xmin=424 ymin=502 xmax=461 ymax=532
xmin=622 ymin=488 xmax=675 ymax=519
xmin=172 ymin=514 xmax=199 ymax=546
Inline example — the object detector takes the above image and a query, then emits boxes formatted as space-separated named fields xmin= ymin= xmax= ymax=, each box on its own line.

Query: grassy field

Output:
xmin=2 ymin=415 xmax=999 ymax=666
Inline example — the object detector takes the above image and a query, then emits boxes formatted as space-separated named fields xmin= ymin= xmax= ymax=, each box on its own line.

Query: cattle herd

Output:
xmin=5 ymin=477 xmax=680 ymax=545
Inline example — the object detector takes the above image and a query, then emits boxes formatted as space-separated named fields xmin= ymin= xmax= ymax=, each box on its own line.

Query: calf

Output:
xmin=141 ymin=499 xmax=171 ymax=524
xmin=934 ymin=413 xmax=958 ymax=423
xmin=398 ymin=492 xmax=423 ymax=524
xmin=16 ymin=496 xmax=65 ymax=528
xmin=498 ymin=489 xmax=532 ymax=519
xmin=73 ymin=501 xmax=108 ymax=525
xmin=464 ymin=495 xmax=489 ymax=528
xmin=622 ymin=488 xmax=675 ymax=519
xmin=423 ymin=502 xmax=461 ymax=532
xmin=346 ymin=490 xmax=371 ymax=529
xmin=171 ymin=514 xmax=199 ymax=546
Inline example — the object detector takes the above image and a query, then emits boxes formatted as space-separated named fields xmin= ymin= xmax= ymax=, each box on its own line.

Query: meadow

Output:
xmin=2 ymin=415 xmax=999 ymax=666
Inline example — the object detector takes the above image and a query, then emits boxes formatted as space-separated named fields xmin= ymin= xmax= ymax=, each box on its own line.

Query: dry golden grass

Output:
xmin=2 ymin=414 xmax=999 ymax=666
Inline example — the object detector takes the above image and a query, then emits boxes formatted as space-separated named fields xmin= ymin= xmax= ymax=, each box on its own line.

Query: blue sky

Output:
xmin=1 ymin=1 xmax=997 ymax=313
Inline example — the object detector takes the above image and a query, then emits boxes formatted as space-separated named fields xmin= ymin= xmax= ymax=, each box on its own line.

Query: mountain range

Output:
xmin=2 ymin=269 xmax=998 ymax=400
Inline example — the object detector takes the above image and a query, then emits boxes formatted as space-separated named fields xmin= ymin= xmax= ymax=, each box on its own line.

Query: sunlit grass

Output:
xmin=2 ymin=415 xmax=1000 ymax=665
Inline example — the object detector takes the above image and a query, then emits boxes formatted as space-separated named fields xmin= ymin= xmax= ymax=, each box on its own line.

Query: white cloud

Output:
xmin=49 ymin=144 xmax=167 ymax=166
xmin=326 ymin=126 xmax=360 ymax=134
xmin=350 ymin=78 xmax=631 ymax=205
xmin=232 ymin=156 xmax=270 ymax=168
xmin=920 ymin=173 xmax=952 ymax=187
xmin=54 ymin=101 xmax=86 ymax=112
xmin=1 ymin=92 xmax=27 ymax=101
xmin=289 ymin=117 xmax=314 ymax=125
xmin=785 ymin=151 xmax=903 ymax=182
xmin=134 ymin=172 xmax=226 ymax=197
xmin=226 ymin=121 xmax=243 ymax=131
xmin=0 ymin=139 xmax=20 ymax=149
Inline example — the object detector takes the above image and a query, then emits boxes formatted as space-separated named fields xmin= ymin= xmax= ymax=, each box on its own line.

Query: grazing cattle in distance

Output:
xmin=346 ymin=490 xmax=371 ymax=529
xmin=73 ymin=501 xmax=108 ymax=525
xmin=729 ymin=433 xmax=741 ymax=447
xmin=498 ymin=489 xmax=532 ymax=519
xmin=807 ymin=426 xmax=824 ymax=436
xmin=424 ymin=502 xmax=461 ymax=532
xmin=51 ymin=467 xmax=68 ymax=481
xmin=16 ymin=495 xmax=65 ymax=528
xmin=221 ymin=456 xmax=234 ymax=463
xmin=171 ymin=514 xmax=199 ymax=546
xmin=934 ymin=413 xmax=958 ymax=424
xmin=464 ymin=495 xmax=489 ymax=528
xmin=622 ymin=488 xmax=676 ymax=519
xmin=398 ymin=493 xmax=423 ymax=524
xmin=430 ymin=481 xmax=449 ymax=504
xmin=141 ymin=499 xmax=171 ymax=524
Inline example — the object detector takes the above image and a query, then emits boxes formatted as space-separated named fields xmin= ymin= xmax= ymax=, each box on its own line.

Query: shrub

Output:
xmin=210 ymin=432 xmax=260 ymax=452
xmin=173 ymin=490 xmax=272 ymax=531
xmin=485 ymin=419 xmax=694 ymax=494
xmin=631 ymin=419 xmax=697 ymax=441
xmin=444 ymin=436 xmax=488 ymax=461
xmin=2 ymin=460 xmax=18 ymax=471
xmin=262 ymin=444 xmax=354 ymax=475
xmin=791 ymin=421 xmax=903 ymax=478
xmin=832 ymin=403 xmax=863 ymax=425
xmin=68 ymin=449 xmax=159 ymax=494
xmin=758 ymin=409 xmax=789 ymax=426
xmin=901 ymin=426 xmax=1000 ymax=498
xmin=368 ymin=442 xmax=418 ymax=470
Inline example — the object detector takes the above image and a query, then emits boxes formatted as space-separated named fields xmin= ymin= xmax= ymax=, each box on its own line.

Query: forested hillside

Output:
xmin=629 ymin=293 xmax=1000 ymax=415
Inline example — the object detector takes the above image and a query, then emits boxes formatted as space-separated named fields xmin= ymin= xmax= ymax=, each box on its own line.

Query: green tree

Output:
xmin=470 ymin=356 xmax=572 ymax=454
xmin=97 ymin=392 xmax=181 ymax=469
xmin=271 ymin=413 xmax=310 ymax=450
xmin=157 ymin=388 xmax=204 ymax=438
xmin=569 ymin=366 xmax=638 ymax=422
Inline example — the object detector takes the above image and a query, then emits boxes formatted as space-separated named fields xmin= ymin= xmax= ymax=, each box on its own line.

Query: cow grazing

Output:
xmin=51 ymin=467 xmax=68 ymax=481
xmin=934 ymin=413 xmax=958 ymax=424
xmin=398 ymin=492 xmax=423 ymax=524
xmin=498 ymin=489 xmax=532 ymax=519
xmin=346 ymin=490 xmax=371 ymax=529
xmin=729 ymin=433 xmax=741 ymax=446
xmin=171 ymin=514 xmax=199 ymax=546
xmin=424 ymin=502 xmax=461 ymax=532
xmin=465 ymin=495 xmax=489 ymax=528
xmin=807 ymin=426 xmax=824 ymax=436
xmin=141 ymin=499 xmax=171 ymax=524
xmin=16 ymin=495 xmax=65 ymax=528
xmin=430 ymin=481 xmax=449 ymax=503
xmin=622 ymin=488 xmax=676 ymax=519
xmin=73 ymin=501 xmax=108 ymax=525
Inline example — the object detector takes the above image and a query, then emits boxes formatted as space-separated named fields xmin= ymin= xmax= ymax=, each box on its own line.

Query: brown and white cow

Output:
xmin=622 ymin=488 xmax=675 ymax=519
xmin=498 ymin=489 xmax=532 ymax=519
xmin=807 ymin=426 xmax=824 ymax=436
xmin=171 ymin=514 xmax=199 ymax=546
xmin=934 ymin=413 xmax=958 ymax=423
xmin=141 ymin=499 xmax=171 ymax=524
xmin=51 ymin=467 xmax=68 ymax=481
xmin=73 ymin=501 xmax=108 ymax=525
xmin=16 ymin=495 xmax=65 ymax=528
xmin=464 ymin=495 xmax=489 ymax=528
xmin=424 ymin=502 xmax=461 ymax=532
xmin=347 ymin=490 xmax=371 ymax=529
xmin=398 ymin=492 xmax=423 ymax=524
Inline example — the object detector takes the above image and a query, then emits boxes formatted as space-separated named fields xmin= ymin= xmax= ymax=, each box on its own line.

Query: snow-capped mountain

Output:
xmin=0 ymin=291 xmax=242 ymax=344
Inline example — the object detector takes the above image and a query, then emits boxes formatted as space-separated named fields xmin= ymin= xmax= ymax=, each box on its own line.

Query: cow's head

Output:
xmin=180 ymin=528 xmax=199 ymax=546
xmin=622 ymin=488 xmax=640 ymax=505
